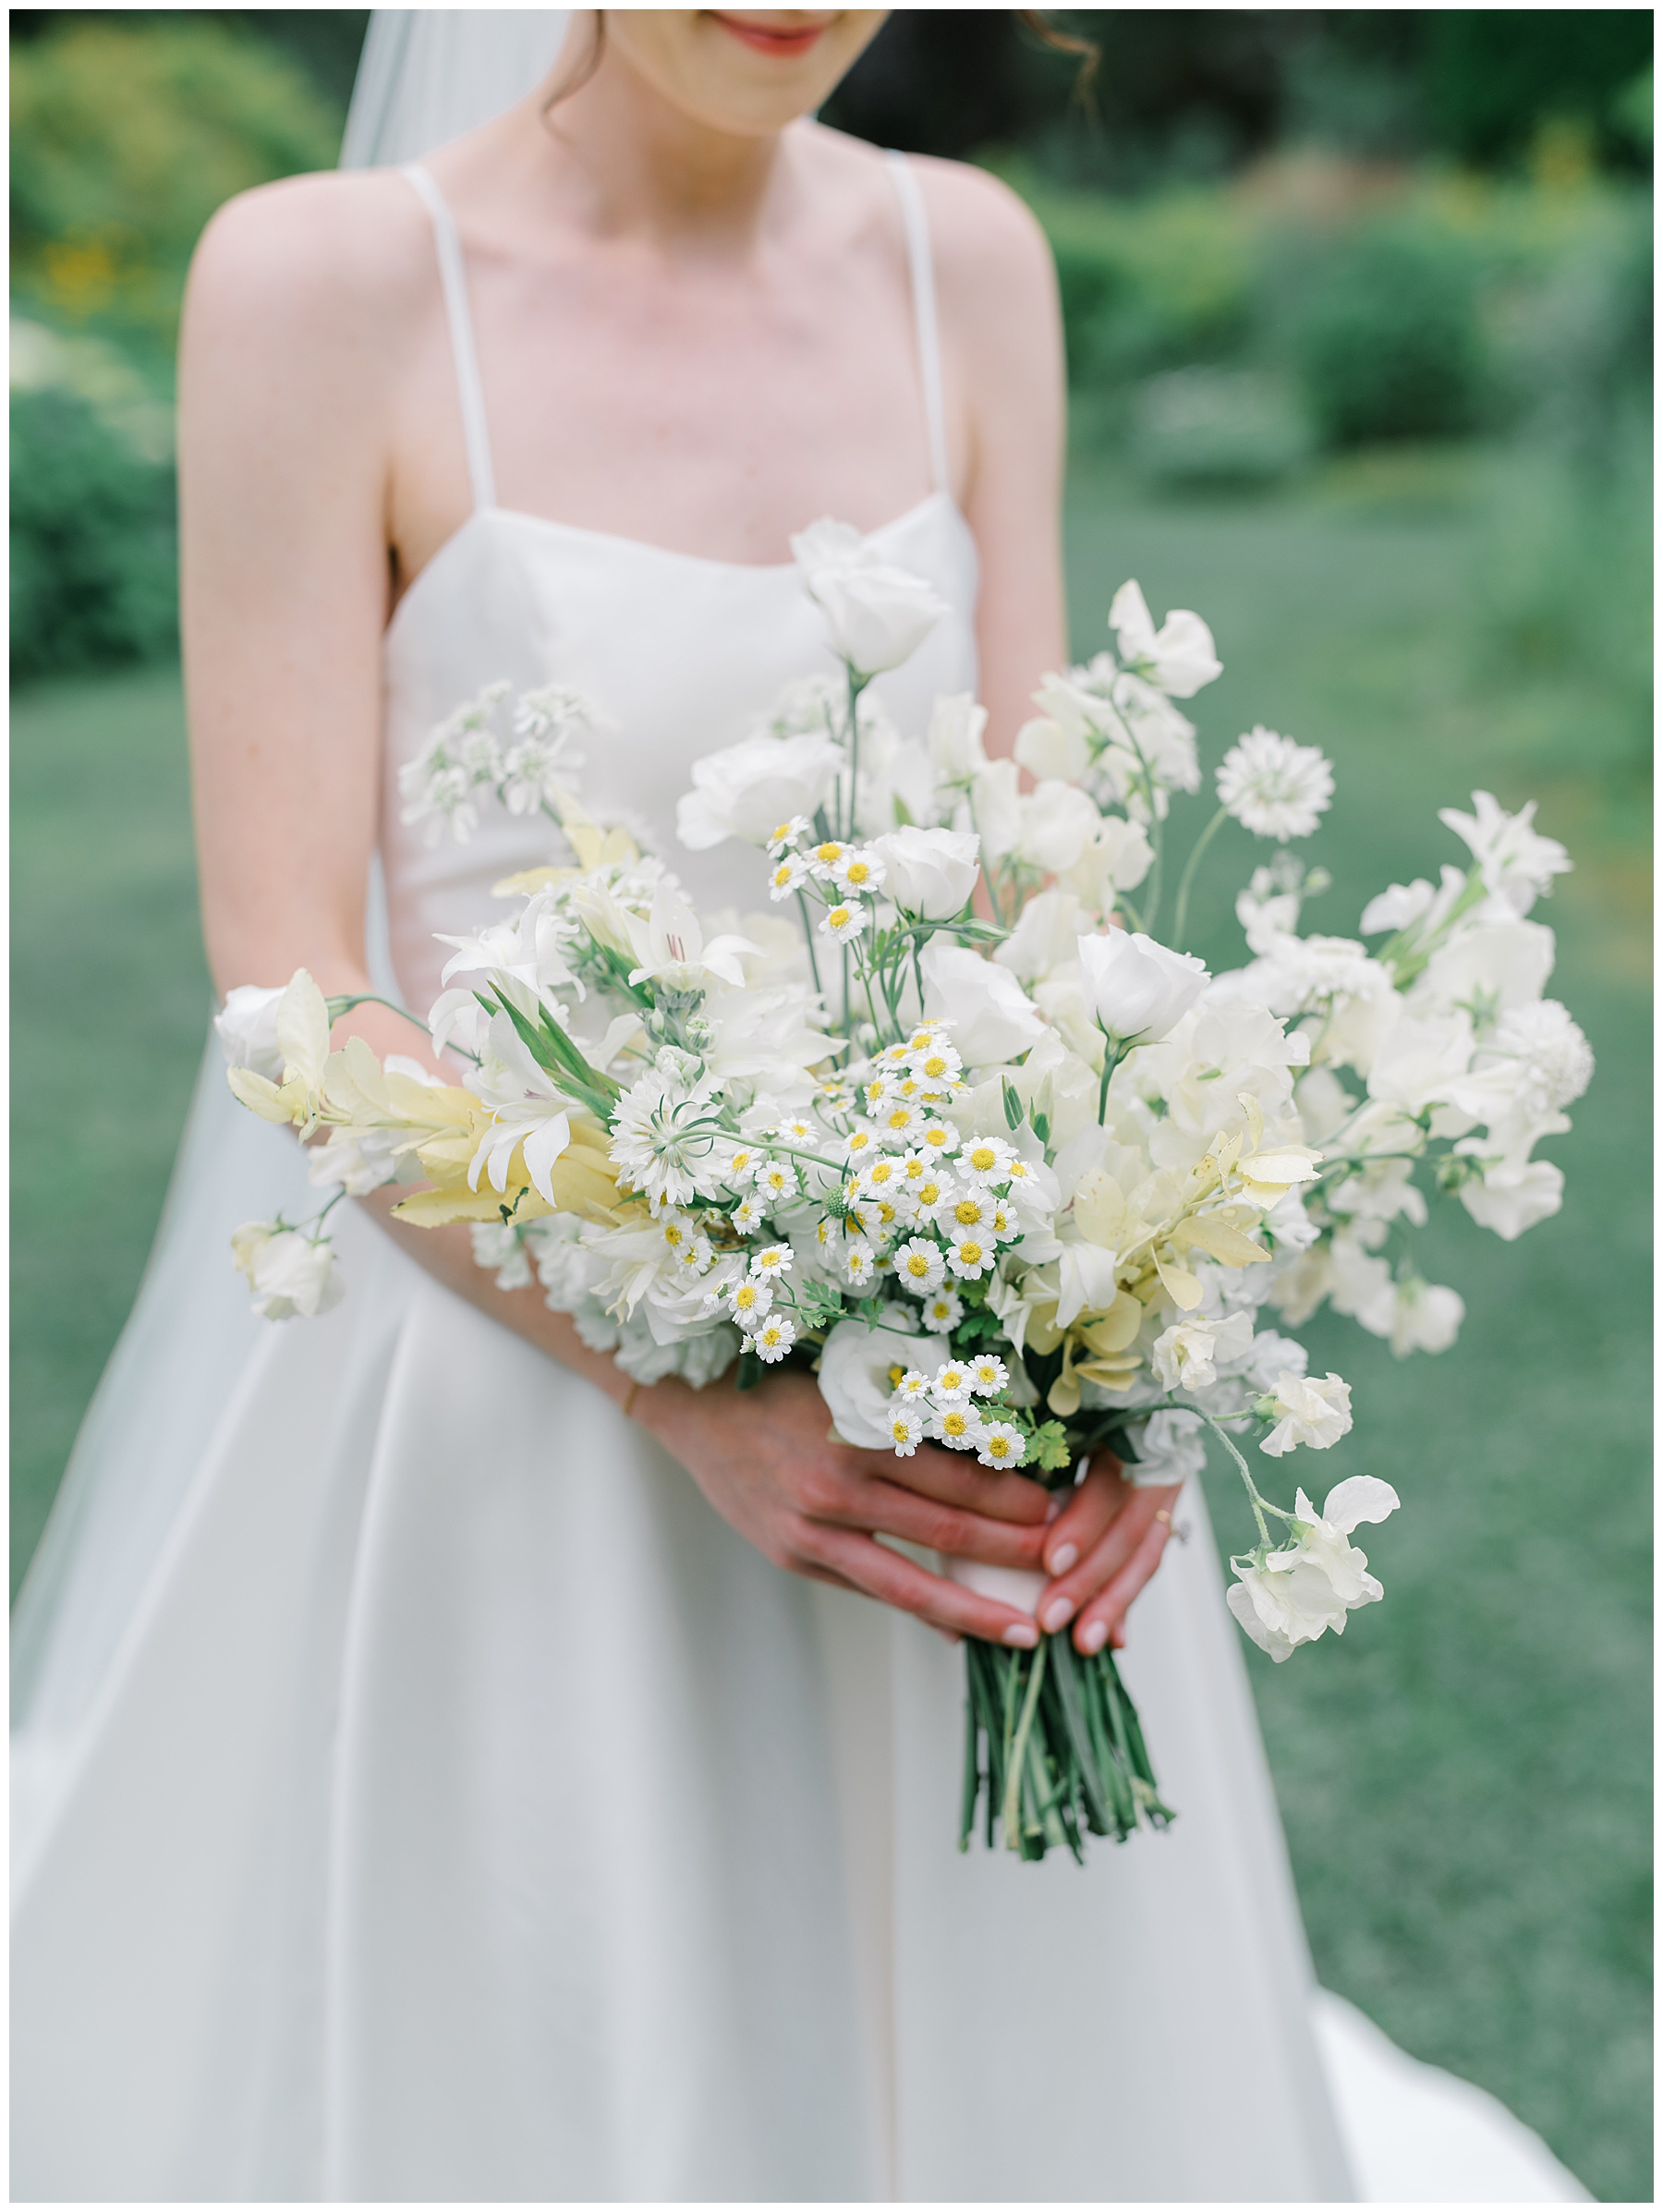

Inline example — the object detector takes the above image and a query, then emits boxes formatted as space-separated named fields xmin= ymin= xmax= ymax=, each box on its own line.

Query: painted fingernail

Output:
xmin=1048 ymin=1542 xmax=1078 ymax=1576
xmin=1042 ymin=1597 xmax=1074 ymax=1634
xmin=1079 ymin=1619 xmax=1110 ymax=1654
xmin=1044 ymin=1496 xmax=1065 ymax=1523
xmin=1002 ymin=1622 xmax=1039 ymax=1647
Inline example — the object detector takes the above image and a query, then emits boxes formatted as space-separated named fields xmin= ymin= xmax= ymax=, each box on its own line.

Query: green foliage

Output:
xmin=1291 ymin=219 xmax=1485 ymax=447
xmin=10 ymin=16 xmax=344 ymax=357
xmin=10 ymin=386 xmax=177 ymax=679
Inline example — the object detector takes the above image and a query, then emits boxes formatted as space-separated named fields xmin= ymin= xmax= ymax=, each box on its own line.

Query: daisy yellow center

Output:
xmin=953 ymin=1199 xmax=984 ymax=1226
xmin=829 ymin=906 xmax=852 ymax=928
xmin=940 ymin=1370 xmax=965 ymax=1392
xmin=663 ymin=1225 xmax=684 ymax=1246
xmin=925 ymin=1056 xmax=952 ymax=1080
xmin=984 ymin=1434 xmax=1014 ymax=1460
xmin=816 ymin=843 xmax=844 ymax=866
xmin=868 ymin=1161 xmax=894 ymax=1185
xmin=771 ymin=822 xmax=793 ymax=845
xmin=886 ymin=1109 xmax=912 ymax=1130
xmin=844 ymin=860 xmax=872 ymax=886
xmin=969 ymin=1146 xmax=997 ymax=1172
xmin=771 ymin=865 xmax=793 ymax=889
xmin=734 ymin=1282 xmax=759 ymax=1309
xmin=905 ymin=1253 xmax=931 ymax=1278
xmin=958 ymin=1241 xmax=985 ymax=1266
xmin=924 ymin=1127 xmax=949 ymax=1149
xmin=891 ymin=1418 xmax=912 ymax=1441
xmin=917 ymin=1181 xmax=943 ymax=1208
xmin=941 ymin=1410 xmax=970 ymax=1439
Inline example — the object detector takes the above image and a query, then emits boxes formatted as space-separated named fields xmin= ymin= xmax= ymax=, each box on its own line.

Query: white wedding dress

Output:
xmin=12 ymin=111 xmax=1587 ymax=2208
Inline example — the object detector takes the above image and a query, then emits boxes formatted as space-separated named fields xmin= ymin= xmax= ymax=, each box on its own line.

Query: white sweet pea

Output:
xmin=818 ymin=1316 xmax=941 ymax=1448
xmin=1108 ymin=578 xmax=1222 ymax=698
xmin=1258 ymin=1370 xmax=1353 ymax=1456
xmin=1456 ymin=1154 xmax=1565 ymax=1240
xmin=965 ymin=758 xmax=1023 ymax=863
xmin=919 ymin=941 xmax=1046 ymax=1068
xmin=1438 ymin=790 xmax=1572 ymax=916
xmin=1123 ymin=1407 xmax=1208 ymax=1489
xmin=1014 ymin=712 xmax=1090 ymax=784
xmin=1152 ymin=1308 xmax=1256 ymax=1392
xmin=231 ymin=1222 xmax=345 ymax=1322
xmin=1351 ymin=1273 xmax=1465 ymax=1358
xmin=927 ymin=692 xmax=989 ymax=784
xmin=995 ymin=888 xmax=1086 ymax=984
xmin=675 ymin=733 xmax=843 ymax=851
xmin=1016 ymin=780 xmax=1101 ymax=874
xmin=871 ymin=824 xmax=982 ymax=919
xmin=1227 ymin=1476 xmax=1400 ymax=1660
xmin=790 ymin=517 xmax=948 ymax=676
xmin=1076 ymin=930 xmax=1209 ymax=1047
xmin=214 ymin=984 xmax=286 ymax=1080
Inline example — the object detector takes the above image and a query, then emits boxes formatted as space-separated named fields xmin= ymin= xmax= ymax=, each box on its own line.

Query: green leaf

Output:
xmin=1026 ymin=1420 xmax=1074 ymax=1473
xmin=1001 ymin=1077 xmax=1024 ymax=1131
xmin=734 ymin=1348 xmax=763 ymax=1392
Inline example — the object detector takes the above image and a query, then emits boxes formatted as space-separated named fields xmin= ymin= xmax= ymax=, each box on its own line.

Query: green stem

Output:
xmin=795 ymin=890 xmax=824 ymax=1002
xmin=326 ymin=991 xmax=430 ymax=1035
xmin=1203 ymin=1413 xmax=1275 ymax=1549
xmin=1171 ymin=804 xmax=1228 ymax=953
xmin=1001 ymin=1639 xmax=1050 ymax=1850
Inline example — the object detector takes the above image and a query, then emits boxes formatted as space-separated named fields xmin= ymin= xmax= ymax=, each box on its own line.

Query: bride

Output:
xmin=12 ymin=11 xmax=1586 ymax=2203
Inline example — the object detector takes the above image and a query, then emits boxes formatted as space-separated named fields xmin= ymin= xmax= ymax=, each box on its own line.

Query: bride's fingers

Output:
xmin=1072 ymin=1515 xmax=1173 ymax=1654
xmin=836 ymin=1477 xmax=1049 ymax=1571
xmin=1040 ymin=1460 xmax=1127 ymax=1577
xmin=873 ymin=1446 xmax=1052 ymax=1525
xmin=799 ymin=1524 xmax=1040 ymax=1647
xmin=1036 ymin=1483 xmax=1181 ymax=1635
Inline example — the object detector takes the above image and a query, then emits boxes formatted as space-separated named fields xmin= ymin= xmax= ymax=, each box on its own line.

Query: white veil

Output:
xmin=12 ymin=11 xmax=571 ymax=1817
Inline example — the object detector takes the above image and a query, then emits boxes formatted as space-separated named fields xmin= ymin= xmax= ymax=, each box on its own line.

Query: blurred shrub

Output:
xmin=10 ymin=17 xmax=342 ymax=359
xmin=10 ymin=384 xmax=177 ymax=680
xmin=1129 ymin=366 xmax=1313 ymax=490
xmin=1291 ymin=220 xmax=1484 ymax=446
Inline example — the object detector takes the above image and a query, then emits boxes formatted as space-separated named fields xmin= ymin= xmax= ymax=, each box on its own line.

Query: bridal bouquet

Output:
xmin=221 ymin=522 xmax=1589 ymax=1863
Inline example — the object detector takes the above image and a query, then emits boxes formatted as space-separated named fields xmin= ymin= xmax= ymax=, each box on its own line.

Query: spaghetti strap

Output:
xmin=884 ymin=151 xmax=951 ymax=499
xmin=402 ymin=164 xmax=497 ymax=512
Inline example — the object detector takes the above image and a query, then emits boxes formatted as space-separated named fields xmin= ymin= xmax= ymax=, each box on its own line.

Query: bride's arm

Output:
xmin=177 ymin=171 xmax=1056 ymax=1651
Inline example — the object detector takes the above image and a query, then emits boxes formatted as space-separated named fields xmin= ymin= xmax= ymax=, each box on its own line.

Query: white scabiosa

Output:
xmin=1216 ymin=727 xmax=1335 ymax=844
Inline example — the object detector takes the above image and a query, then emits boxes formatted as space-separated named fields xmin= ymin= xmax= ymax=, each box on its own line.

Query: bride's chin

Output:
xmin=602 ymin=10 xmax=887 ymax=138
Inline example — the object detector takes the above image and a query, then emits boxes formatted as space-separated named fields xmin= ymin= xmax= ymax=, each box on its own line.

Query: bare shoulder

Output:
xmin=184 ymin=167 xmax=435 ymax=364
xmin=905 ymin=155 xmax=1057 ymax=311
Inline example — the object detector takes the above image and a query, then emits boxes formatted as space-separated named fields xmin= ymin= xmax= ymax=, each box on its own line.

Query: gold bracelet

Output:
xmin=621 ymin=1381 xmax=641 ymax=1421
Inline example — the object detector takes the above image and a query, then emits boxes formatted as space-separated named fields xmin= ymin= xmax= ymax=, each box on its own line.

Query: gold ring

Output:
xmin=1154 ymin=1508 xmax=1172 ymax=1527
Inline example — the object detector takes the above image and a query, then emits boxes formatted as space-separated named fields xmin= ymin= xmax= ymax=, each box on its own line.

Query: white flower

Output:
xmin=1456 ymin=1155 xmax=1565 ymax=1240
xmin=1462 ymin=999 xmax=1594 ymax=1121
xmin=767 ymin=813 xmax=813 ymax=857
xmin=231 ymin=1222 xmax=345 ymax=1321
xmin=675 ymin=733 xmax=843 ymax=851
xmin=1121 ymin=1407 xmax=1207 ymax=1489
xmin=1259 ymin=1370 xmax=1353 ymax=1457
xmin=1065 ymin=816 xmax=1155 ymax=912
xmin=908 ymin=1035 xmax=964 ymax=1087
xmin=920 ymin=1288 xmax=964 ymax=1332
xmin=968 ymin=1353 xmax=1009 ymax=1395
xmin=1077 ymin=930 xmax=1210 ymax=1046
xmin=995 ymin=888 xmax=1086 ymax=984
xmin=214 ymin=984 xmax=287 ymax=1080
xmin=977 ymin=1421 xmax=1026 ymax=1468
xmin=919 ymin=941 xmax=1046 ymax=1068
xmin=1017 ymin=780 xmax=1103 ymax=874
xmin=750 ymin=1243 xmax=794 ymax=1281
xmin=819 ymin=902 xmax=867 ymax=945
xmin=751 ymin=1157 xmax=800 ymax=1206
xmin=1438 ymin=790 xmax=1572 ymax=916
xmin=1227 ymin=1476 xmax=1400 ymax=1661
xmin=832 ymin=846 xmax=886 ymax=896
xmin=751 ymin=1314 xmax=797 ymax=1364
xmin=887 ymin=1406 xmax=927 ymax=1455
xmin=1216 ymin=727 xmax=1334 ymax=843
xmin=1014 ymin=711 xmax=1090 ymax=784
xmin=728 ymin=1275 xmax=775 ymax=1329
xmin=928 ymin=693 xmax=990 ymax=783
xmin=469 ymin=1221 xmax=533 ymax=1292
xmin=916 ymin=1121 xmax=959 ymax=1160
xmin=892 ymin=1367 xmax=934 ymax=1404
xmin=1108 ymin=579 xmax=1222 ymax=698
xmin=957 ymin=1135 xmax=1015 ymax=1185
xmin=730 ymin=1195 xmax=764 ymax=1234
xmin=871 ymin=824 xmax=982 ymax=919
xmin=625 ymin=880 xmax=759 ymax=991
xmin=945 ymin=1234 xmax=995 ymax=1281
xmin=930 ymin=1359 xmax=975 ymax=1404
xmin=932 ymin=1402 xmax=984 ymax=1452
xmin=818 ymin=1315 xmax=941 ymax=1446
xmin=790 ymin=517 xmax=948 ymax=675
xmin=768 ymin=852 xmax=810 ymax=902
xmin=1152 ymin=1308 xmax=1256 ymax=1392
xmin=610 ymin=1063 xmax=724 ymax=1212
xmin=843 ymin=1240 xmax=879 ymax=1288
xmin=1353 ymin=1273 xmax=1465 ymax=1358
xmin=892 ymin=1236 xmax=946 ymax=1294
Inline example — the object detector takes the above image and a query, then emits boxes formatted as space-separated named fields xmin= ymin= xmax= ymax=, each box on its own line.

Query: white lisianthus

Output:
xmin=1152 ymin=1308 xmax=1256 ymax=1392
xmin=231 ymin=1222 xmax=345 ymax=1321
xmin=1258 ymin=1369 xmax=1353 ymax=1456
xmin=675 ymin=734 xmax=843 ymax=851
xmin=1076 ymin=930 xmax=1209 ymax=1047
xmin=1216 ymin=728 xmax=1334 ymax=843
xmin=872 ymin=824 xmax=982 ymax=919
xmin=1438 ymin=789 xmax=1572 ymax=916
xmin=919 ymin=942 xmax=1047 ymax=1068
xmin=790 ymin=517 xmax=948 ymax=676
xmin=1227 ymin=1476 xmax=1400 ymax=1661
xmin=214 ymin=984 xmax=287 ymax=1080
xmin=818 ymin=1316 xmax=940 ymax=1447
xmin=1108 ymin=579 xmax=1222 ymax=698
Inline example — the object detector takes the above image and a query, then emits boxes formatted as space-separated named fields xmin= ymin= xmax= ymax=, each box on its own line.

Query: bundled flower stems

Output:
xmin=222 ymin=521 xmax=1589 ymax=1862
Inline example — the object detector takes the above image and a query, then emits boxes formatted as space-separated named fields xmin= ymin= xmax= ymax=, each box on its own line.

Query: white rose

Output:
xmin=1108 ymin=578 xmax=1222 ymax=698
xmin=818 ymin=1316 xmax=939 ymax=1448
xmin=231 ymin=1222 xmax=345 ymax=1322
xmin=871 ymin=823 xmax=981 ymax=919
xmin=790 ymin=517 xmax=947 ymax=676
xmin=920 ymin=940 xmax=1047 ymax=1069
xmin=676 ymin=733 xmax=844 ymax=851
xmin=1016 ymin=780 xmax=1101 ymax=874
xmin=1226 ymin=1476 xmax=1400 ymax=1661
xmin=1077 ymin=930 xmax=1209 ymax=1046
xmin=1258 ymin=1370 xmax=1353 ymax=1456
xmin=215 ymin=984 xmax=287 ymax=1080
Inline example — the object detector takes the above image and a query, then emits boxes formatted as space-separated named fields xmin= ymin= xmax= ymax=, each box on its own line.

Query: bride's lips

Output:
xmin=708 ymin=12 xmax=831 ymax=60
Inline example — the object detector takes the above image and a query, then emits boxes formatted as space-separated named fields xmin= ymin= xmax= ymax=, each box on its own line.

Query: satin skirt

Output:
xmin=13 ymin=1067 xmax=1359 ymax=2202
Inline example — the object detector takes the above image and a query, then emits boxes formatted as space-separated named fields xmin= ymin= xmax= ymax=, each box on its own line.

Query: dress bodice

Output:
xmin=378 ymin=161 xmax=981 ymax=1016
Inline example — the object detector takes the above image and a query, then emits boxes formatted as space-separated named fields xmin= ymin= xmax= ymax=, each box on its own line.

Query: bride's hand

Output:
xmin=1033 ymin=1455 xmax=1184 ymax=1656
xmin=635 ymin=1367 xmax=1054 ymax=1647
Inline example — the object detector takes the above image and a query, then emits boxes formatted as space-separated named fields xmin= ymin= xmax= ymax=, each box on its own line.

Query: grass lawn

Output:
xmin=12 ymin=443 xmax=1650 ymax=2200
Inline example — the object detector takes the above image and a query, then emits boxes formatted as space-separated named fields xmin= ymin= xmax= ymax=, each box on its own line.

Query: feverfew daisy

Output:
xmin=896 ymin=1149 xmax=936 ymax=1187
xmin=936 ymin=1189 xmax=993 ymax=1239
xmin=904 ymin=1025 xmax=943 ymax=1058
xmin=888 ymin=1406 xmax=926 ymax=1456
xmin=861 ymin=1075 xmax=894 ymax=1112
xmin=933 ymin=1404 xmax=982 ymax=1452
xmin=819 ymin=902 xmax=866 ymax=945
xmin=843 ymin=1240 xmax=879 ymax=1290
xmin=922 ymin=1289 xmax=965 ymax=1332
xmin=833 ymin=846 xmax=886 ymax=895
xmin=844 ymin=1124 xmax=880 ymax=1163
xmin=893 ymin=1237 xmax=946 ymax=1294
xmin=959 ymin=1135 xmax=1014 ymax=1185
xmin=721 ymin=1145 xmax=761 ymax=1185
xmin=766 ymin=815 xmax=811 ymax=858
xmin=910 ymin=1173 xmax=950 ymax=1214
xmin=1216 ymin=726 xmax=1334 ymax=844
xmin=918 ymin=1120 xmax=959 ymax=1157
xmin=730 ymin=1194 xmax=765 ymax=1234
xmin=728 ymin=1275 xmax=774 ymax=1328
xmin=750 ymin=1244 xmax=793 ymax=1281
xmin=931 ymin=1361 xmax=974 ymax=1404
xmin=946 ymin=1234 xmax=993 ymax=1281
xmin=910 ymin=1039 xmax=963 ymax=1087
xmin=968 ymin=1353 xmax=1010 ymax=1395
xmin=771 ymin=1113 xmax=817 ymax=1146
xmin=751 ymin=1158 xmax=800 ymax=1206
xmin=977 ymin=1421 xmax=1026 ymax=1469
xmin=989 ymin=1202 xmax=1019 ymax=1243
xmin=809 ymin=840 xmax=848 ymax=878
xmin=752 ymin=1314 xmax=797 ymax=1364
xmin=856 ymin=1156 xmax=903 ymax=1194
xmin=768 ymin=853 xmax=810 ymax=902
xmin=877 ymin=1099 xmax=922 ymax=1146
xmin=892 ymin=1367 xmax=934 ymax=1405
